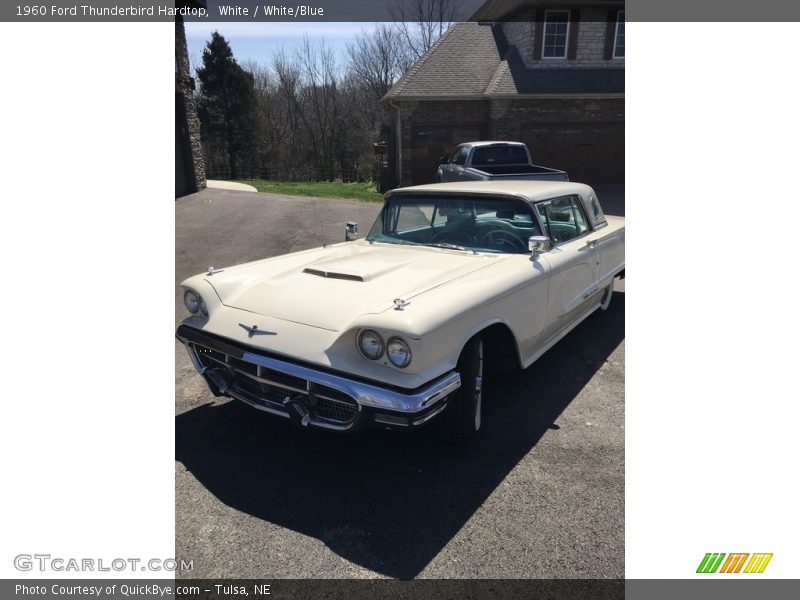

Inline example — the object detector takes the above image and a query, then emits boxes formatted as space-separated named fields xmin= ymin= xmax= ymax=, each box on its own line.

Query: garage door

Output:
xmin=521 ymin=122 xmax=624 ymax=186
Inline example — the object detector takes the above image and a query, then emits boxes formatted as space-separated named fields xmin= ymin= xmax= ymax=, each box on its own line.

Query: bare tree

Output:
xmin=389 ymin=0 xmax=463 ymax=60
xmin=347 ymin=25 xmax=411 ymax=101
xmin=216 ymin=21 xmax=445 ymax=183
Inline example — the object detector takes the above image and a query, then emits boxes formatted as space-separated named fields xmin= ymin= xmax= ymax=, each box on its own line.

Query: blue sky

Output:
xmin=185 ymin=22 xmax=383 ymax=72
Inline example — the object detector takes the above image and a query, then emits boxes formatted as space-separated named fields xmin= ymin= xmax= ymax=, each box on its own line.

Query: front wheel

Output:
xmin=439 ymin=335 xmax=483 ymax=443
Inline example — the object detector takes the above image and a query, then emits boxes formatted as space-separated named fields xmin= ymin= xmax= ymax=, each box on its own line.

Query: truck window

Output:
xmin=472 ymin=145 xmax=528 ymax=166
xmin=451 ymin=147 xmax=468 ymax=166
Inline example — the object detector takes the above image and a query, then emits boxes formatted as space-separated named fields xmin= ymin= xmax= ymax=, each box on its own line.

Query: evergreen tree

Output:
xmin=196 ymin=32 xmax=254 ymax=179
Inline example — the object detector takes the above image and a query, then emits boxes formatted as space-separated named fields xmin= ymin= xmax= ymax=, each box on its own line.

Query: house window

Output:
xmin=613 ymin=11 xmax=625 ymax=58
xmin=542 ymin=10 xmax=570 ymax=59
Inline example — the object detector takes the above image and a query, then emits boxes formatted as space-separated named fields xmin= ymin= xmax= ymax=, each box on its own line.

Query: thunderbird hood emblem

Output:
xmin=238 ymin=323 xmax=276 ymax=338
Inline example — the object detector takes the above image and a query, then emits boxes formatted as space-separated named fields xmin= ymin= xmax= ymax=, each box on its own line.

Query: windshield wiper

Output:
xmin=420 ymin=242 xmax=478 ymax=254
xmin=369 ymin=238 xmax=415 ymax=246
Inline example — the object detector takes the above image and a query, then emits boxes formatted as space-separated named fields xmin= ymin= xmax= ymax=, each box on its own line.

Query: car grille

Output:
xmin=190 ymin=342 xmax=359 ymax=427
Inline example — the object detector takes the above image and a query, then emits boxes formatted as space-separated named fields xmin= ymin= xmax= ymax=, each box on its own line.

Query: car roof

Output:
xmin=388 ymin=180 xmax=594 ymax=203
xmin=457 ymin=141 xmax=525 ymax=147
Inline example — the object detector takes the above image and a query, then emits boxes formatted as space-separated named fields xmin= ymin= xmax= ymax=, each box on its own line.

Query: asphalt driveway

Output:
xmin=175 ymin=187 xmax=625 ymax=579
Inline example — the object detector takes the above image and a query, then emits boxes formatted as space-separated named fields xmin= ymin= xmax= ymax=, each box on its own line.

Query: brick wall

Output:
xmin=489 ymin=98 xmax=625 ymax=140
xmin=389 ymin=97 xmax=623 ymax=185
xmin=501 ymin=7 xmax=624 ymax=69
xmin=391 ymin=100 xmax=490 ymax=185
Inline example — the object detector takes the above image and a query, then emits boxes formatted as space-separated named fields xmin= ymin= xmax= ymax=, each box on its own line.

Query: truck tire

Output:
xmin=439 ymin=335 xmax=483 ymax=443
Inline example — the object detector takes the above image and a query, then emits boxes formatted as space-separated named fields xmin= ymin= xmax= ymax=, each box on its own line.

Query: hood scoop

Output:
xmin=302 ymin=267 xmax=364 ymax=282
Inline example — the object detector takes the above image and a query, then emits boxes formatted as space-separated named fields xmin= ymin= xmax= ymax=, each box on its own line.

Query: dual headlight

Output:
xmin=183 ymin=289 xmax=208 ymax=316
xmin=357 ymin=329 xmax=412 ymax=368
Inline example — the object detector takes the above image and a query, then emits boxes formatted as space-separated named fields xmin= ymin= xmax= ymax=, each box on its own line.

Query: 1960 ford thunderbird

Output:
xmin=176 ymin=181 xmax=624 ymax=442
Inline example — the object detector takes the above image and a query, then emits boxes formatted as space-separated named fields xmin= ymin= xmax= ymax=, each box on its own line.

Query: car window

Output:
xmin=395 ymin=203 xmax=436 ymax=233
xmin=536 ymin=195 xmax=590 ymax=244
xmin=450 ymin=147 xmax=467 ymax=166
xmin=368 ymin=195 xmax=542 ymax=254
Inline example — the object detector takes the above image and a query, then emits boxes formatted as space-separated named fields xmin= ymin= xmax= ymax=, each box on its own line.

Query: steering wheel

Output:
xmin=479 ymin=228 xmax=526 ymax=252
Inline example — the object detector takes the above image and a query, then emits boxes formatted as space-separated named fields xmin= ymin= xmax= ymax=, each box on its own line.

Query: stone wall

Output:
xmin=501 ymin=7 xmax=625 ymax=69
xmin=175 ymin=16 xmax=206 ymax=193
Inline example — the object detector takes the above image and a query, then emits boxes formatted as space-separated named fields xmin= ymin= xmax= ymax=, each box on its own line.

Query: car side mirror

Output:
xmin=345 ymin=221 xmax=359 ymax=242
xmin=439 ymin=154 xmax=450 ymax=165
xmin=528 ymin=236 xmax=551 ymax=261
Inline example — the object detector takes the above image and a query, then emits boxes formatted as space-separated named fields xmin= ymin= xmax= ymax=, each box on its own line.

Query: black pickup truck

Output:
xmin=436 ymin=141 xmax=568 ymax=183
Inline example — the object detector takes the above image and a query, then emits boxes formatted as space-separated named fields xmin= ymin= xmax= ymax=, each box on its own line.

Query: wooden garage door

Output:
xmin=521 ymin=122 xmax=624 ymax=186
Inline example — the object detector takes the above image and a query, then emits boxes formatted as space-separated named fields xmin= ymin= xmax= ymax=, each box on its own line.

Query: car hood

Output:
xmin=205 ymin=241 xmax=508 ymax=332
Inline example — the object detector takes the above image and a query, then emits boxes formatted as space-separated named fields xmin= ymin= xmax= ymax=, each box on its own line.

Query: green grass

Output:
xmin=237 ymin=180 xmax=383 ymax=203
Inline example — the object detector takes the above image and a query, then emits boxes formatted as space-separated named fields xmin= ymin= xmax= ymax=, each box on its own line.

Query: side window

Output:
xmin=451 ymin=147 xmax=468 ymax=166
xmin=395 ymin=204 xmax=435 ymax=234
xmin=613 ymin=11 xmax=625 ymax=59
xmin=537 ymin=196 xmax=590 ymax=244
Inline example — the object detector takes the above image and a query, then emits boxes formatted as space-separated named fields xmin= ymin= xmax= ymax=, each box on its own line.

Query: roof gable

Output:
xmin=382 ymin=23 xmax=504 ymax=101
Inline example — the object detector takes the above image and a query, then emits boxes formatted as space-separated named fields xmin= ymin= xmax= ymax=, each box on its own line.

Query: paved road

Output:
xmin=175 ymin=188 xmax=625 ymax=579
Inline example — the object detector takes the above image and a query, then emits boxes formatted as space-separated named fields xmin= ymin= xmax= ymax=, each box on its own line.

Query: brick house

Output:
xmin=175 ymin=3 xmax=206 ymax=197
xmin=380 ymin=0 xmax=624 ymax=188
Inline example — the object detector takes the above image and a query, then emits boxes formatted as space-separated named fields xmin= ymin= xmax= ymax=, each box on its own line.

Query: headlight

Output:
xmin=184 ymin=289 xmax=201 ymax=314
xmin=358 ymin=329 xmax=385 ymax=360
xmin=386 ymin=337 xmax=412 ymax=368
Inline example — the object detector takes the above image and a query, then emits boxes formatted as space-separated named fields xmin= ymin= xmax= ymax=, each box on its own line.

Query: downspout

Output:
xmin=389 ymin=100 xmax=402 ymax=187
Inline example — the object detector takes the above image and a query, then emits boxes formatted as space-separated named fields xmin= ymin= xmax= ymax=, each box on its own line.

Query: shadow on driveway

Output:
xmin=175 ymin=293 xmax=624 ymax=578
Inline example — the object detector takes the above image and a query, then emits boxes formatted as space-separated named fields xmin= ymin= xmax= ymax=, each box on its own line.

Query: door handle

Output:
xmin=585 ymin=239 xmax=598 ymax=248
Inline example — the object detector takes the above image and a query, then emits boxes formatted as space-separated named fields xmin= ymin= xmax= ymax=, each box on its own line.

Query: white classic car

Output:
xmin=176 ymin=181 xmax=624 ymax=441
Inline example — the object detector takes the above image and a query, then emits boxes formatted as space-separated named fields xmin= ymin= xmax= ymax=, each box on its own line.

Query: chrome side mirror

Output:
xmin=528 ymin=236 xmax=551 ymax=261
xmin=345 ymin=221 xmax=359 ymax=242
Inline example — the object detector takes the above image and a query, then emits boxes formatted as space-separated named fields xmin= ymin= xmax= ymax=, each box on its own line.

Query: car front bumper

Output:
xmin=176 ymin=325 xmax=460 ymax=432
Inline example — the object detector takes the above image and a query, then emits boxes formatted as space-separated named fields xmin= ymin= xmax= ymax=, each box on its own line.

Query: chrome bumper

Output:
xmin=177 ymin=325 xmax=460 ymax=431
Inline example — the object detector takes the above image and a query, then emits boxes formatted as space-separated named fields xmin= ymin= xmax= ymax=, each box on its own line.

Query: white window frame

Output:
xmin=541 ymin=9 xmax=570 ymax=60
xmin=613 ymin=10 xmax=625 ymax=59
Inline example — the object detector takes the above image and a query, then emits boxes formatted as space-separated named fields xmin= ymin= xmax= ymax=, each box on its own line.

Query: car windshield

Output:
xmin=366 ymin=195 xmax=542 ymax=254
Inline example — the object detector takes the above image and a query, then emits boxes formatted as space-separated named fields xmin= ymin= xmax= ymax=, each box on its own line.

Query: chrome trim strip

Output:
xmin=238 ymin=350 xmax=461 ymax=413
xmin=411 ymin=402 xmax=448 ymax=426
xmin=374 ymin=415 xmax=410 ymax=427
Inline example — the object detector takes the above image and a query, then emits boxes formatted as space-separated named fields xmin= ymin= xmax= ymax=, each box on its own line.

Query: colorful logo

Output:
xmin=696 ymin=553 xmax=773 ymax=574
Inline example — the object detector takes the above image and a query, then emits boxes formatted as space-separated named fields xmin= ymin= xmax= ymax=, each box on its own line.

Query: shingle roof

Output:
xmin=383 ymin=23 xmax=504 ymax=100
xmin=470 ymin=0 xmax=625 ymax=22
xmin=469 ymin=0 xmax=528 ymax=21
xmin=381 ymin=22 xmax=623 ymax=102
xmin=486 ymin=47 xmax=625 ymax=95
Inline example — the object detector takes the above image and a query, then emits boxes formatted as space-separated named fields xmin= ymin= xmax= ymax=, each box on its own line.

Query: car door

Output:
xmin=535 ymin=195 xmax=601 ymax=344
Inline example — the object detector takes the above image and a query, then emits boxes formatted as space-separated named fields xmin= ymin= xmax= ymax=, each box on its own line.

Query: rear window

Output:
xmin=471 ymin=145 xmax=528 ymax=166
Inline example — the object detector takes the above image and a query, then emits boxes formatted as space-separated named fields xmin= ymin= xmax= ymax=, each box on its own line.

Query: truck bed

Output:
xmin=467 ymin=164 xmax=568 ymax=180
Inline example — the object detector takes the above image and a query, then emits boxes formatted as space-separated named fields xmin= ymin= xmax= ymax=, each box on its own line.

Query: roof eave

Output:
xmin=381 ymin=92 xmax=624 ymax=103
